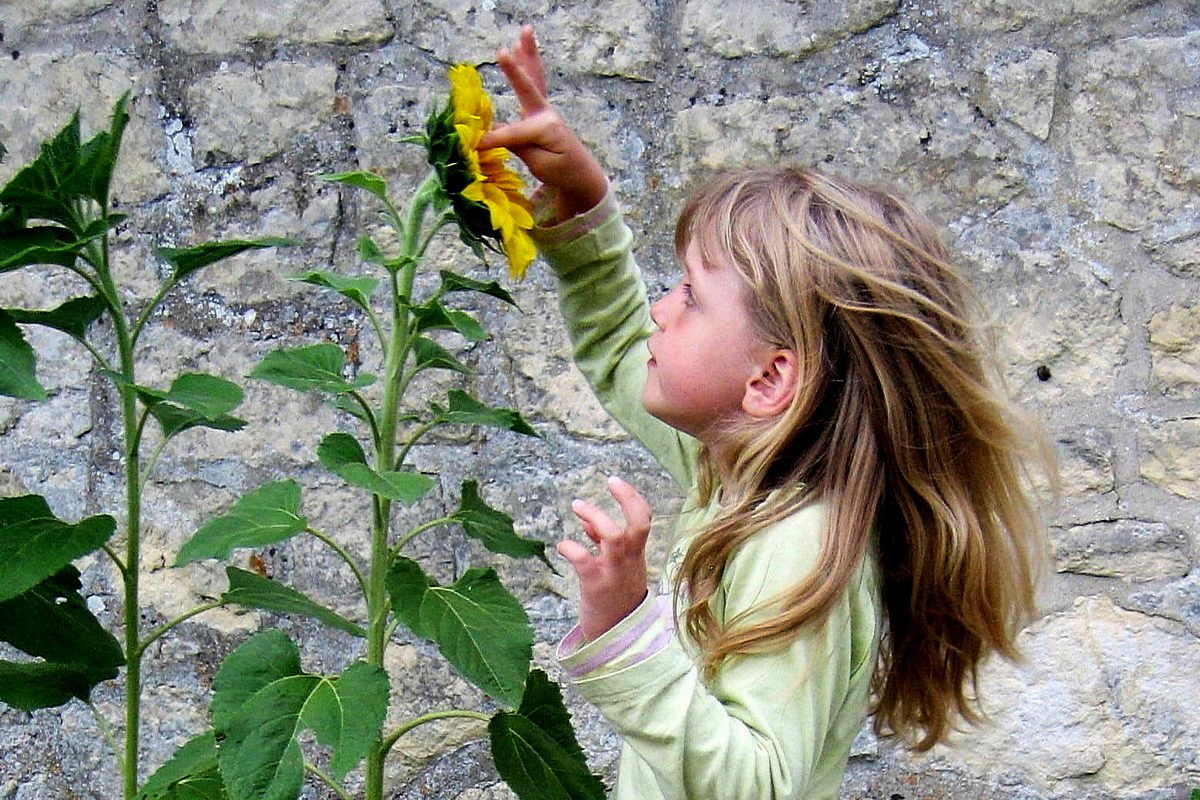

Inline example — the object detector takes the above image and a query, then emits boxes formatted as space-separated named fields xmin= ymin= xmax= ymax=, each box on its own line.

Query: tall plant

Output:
xmin=0 ymin=92 xmax=286 ymax=798
xmin=0 ymin=67 xmax=605 ymax=800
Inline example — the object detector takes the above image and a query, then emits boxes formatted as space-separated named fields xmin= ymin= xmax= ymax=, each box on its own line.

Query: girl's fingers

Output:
xmin=607 ymin=476 xmax=652 ymax=546
xmin=556 ymin=539 xmax=594 ymax=572
xmin=514 ymin=25 xmax=547 ymax=96
xmin=478 ymin=113 xmax=553 ymax=151
xmin=571 ymin=498 xmax=618 ymax=542
xmin=497 ymin=47 xmax=549 ymax=116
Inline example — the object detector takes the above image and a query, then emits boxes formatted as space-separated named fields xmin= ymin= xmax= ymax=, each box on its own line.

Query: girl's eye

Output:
xmin=681 ymin=283 xmax=695 ymax=305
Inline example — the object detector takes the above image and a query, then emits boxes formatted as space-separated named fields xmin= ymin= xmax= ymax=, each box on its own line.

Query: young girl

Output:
xmin=483 ymin=27 xmax=1049 ymax=800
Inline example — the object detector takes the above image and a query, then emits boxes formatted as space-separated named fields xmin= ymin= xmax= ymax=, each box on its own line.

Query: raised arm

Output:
xmin=480 ymin=25 xmax=608 ymax=223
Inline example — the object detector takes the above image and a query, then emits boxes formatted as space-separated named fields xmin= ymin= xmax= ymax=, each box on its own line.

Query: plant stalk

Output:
xmin=363 ymin=171 xmax=438 ymax=800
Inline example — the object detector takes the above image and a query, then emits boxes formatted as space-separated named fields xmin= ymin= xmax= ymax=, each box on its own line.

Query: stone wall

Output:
xmin=1 ymin=1 xmax=1198 ymax=798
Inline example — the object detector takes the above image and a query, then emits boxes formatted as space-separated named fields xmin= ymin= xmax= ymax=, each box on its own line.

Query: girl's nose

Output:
xmin=649 ymin=294 xmax=666 ymax=329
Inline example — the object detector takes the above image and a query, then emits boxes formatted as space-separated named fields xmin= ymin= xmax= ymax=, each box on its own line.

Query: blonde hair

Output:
xmin=673 ymin=166 xmax=1052 ymax=750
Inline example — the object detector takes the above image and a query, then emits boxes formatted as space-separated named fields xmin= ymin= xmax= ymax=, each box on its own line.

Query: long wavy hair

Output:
xmin=673 ymin=166 xmax=1052 ymax=750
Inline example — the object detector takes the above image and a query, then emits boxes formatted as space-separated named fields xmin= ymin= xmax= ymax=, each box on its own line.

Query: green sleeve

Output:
xmin=560 ymin=503 xmax=882 ymax=800
xmin=534 ymin=193 xmax=698 ymax=488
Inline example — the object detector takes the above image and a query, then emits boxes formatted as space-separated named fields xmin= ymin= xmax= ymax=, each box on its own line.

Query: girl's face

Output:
xmin=643 ymin=240 xmax=772 ymax=444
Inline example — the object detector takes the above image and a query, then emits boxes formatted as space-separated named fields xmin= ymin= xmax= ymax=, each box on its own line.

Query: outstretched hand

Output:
xmin=559 ymin=476 xmax=653 ymax=642
xmin=482 ymin=25 xmax=609 ymax=222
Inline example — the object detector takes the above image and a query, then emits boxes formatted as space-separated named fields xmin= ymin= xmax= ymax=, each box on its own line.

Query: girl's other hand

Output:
xmin=559 ymin=475 xmax=652 ymax=642
xmin=482 ymin=25 xmax=609 ymax=222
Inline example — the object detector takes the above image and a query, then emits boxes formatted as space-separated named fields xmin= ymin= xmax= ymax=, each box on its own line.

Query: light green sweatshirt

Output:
xmin=534 ymin=192 xmax=882 ymax=800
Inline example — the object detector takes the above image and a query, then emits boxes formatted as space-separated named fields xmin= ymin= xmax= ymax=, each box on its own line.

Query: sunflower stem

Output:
xmin=364 ymin=169 xmax=439 ymax=800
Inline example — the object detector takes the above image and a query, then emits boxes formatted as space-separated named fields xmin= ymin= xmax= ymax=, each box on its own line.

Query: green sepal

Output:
xmin=453 ymin=480 xmax=551 ymax=568
xmin=249 ymin=343 xmax=375 ymax=395
xmin=0 ymin=494 xmax=116 ymax=602
xmin=431 ymin=389 xmax=538 ymax=437
xmin=489 ymin=670 xmax=606 ymax=800
xmin=386 ymin=557 xmax=532 ymax=707
xmin=317 ymin=432 xmax=434 ymax=504
xmin=174 ymin=481 xmax=307 ymax=566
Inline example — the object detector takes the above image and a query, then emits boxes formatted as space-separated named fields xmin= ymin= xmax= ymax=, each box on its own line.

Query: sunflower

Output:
xmin=425 ymin=65 xmax=536 ymax=280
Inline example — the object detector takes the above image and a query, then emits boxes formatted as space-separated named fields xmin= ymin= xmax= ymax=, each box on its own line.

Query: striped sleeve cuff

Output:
xmin=557 ymin=590 xmax=675 ymax=681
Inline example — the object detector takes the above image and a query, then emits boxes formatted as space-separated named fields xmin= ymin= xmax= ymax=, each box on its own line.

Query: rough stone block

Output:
xmin=1051 ymin=519 xmax=1190 ymax=581
xmin=1141 ymin=418 xmax=1200 ymax=500
xmin=187 ymin=61 xmax=338 ymax=167
xmin=1066 ymin=32 xmax=1199 ymax=241
xmin=680 ymin=0 xmax=898 ymax=59
xmin=159 ymin=0 xmax=392 ymax=52
xmin=0 ymin=51 xmax=166 ymax=204
xmin=925 ymin=596 xmax=1200 ymax=795
xmin=1054 ymin=428 xmax=1116 ymax=495
xmin=1149 ymin=303 xmax=1200 ymax=397
xmin=399 ymin=0 xmax=659 ymax=80
xmin=977 ymin=47 xmax=1059 ymax=140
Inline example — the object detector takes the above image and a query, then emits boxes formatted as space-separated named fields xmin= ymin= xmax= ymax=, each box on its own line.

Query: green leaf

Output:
xmin=149 ymin=403 xmax=247 ymax=441
xmin=0 ymin=109 xmax=83 ymax=229
xmin=249 ymin=343 xmax=374 ymax=395
xmin=320 ymin=171 xmax=389 ymax=204
xmin=438 ymin=269 xmax=517 ymax=306
xmin=434 ymin=389 xmax=538 ymax=437
xmin=290 ymin=270 xmax=379 ymax=311
xmin=0 ymin=566 xmax=124 ymax=710
xmin=175 ymin=481 xmax=307 ymax=566
xmin=211 ymin=630 xmax=303 ymax=731
xmin=387 ymin=558 xmax=532 ymax=706
xmin=306 ymin=662 xmax=389 ymax=779
xmin=413 ymin=336 xmax=469 ymax=375
xmin=0 ymin=225 xmax=82 ymax=272
xmin=317 ymin=432 xmax=433 ymax=504
xmin=221 ymin=566 xmax=364 ymax=637
xmin=137 ymin=732 xmax=226 ymax=800
xmin=489 ymin=671 xmax=606 ymax=800
xmin=157 ymin=238 xmax=293 ymax=284
xmin=64 ymin=92 xmax=129 ymax=208
xmin=6 ymin=294 xmax=108 ymax=341
xmin=0 ymin=565 xmax=124 ymax=669
xmin=212 ymin=631 xmax=389 ymax=797
xmin=0 ymin=309 xmax=47 ymax=399
xmin=164 ymin=373 xmax=245 ymax=417
xmin=454 ymin=480 xmax=550 ymax=568
xmin=0 ymin=660 xmax=108 ymax=711
xmin=412 ymin=299 xmax=487 ymax=342
xmin=0 ymin=495 xmax=116 ymax=602
xmin=355 ymin=234 xmax=386 ymax=266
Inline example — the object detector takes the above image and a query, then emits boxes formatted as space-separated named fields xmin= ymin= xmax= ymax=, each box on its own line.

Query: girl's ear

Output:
xmin=742 ymin=349 xmax=798 ymax=419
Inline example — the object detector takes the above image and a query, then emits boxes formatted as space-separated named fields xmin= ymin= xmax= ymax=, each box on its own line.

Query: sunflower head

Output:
xmin=425 ymin=64 xmax=536 ymax=280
